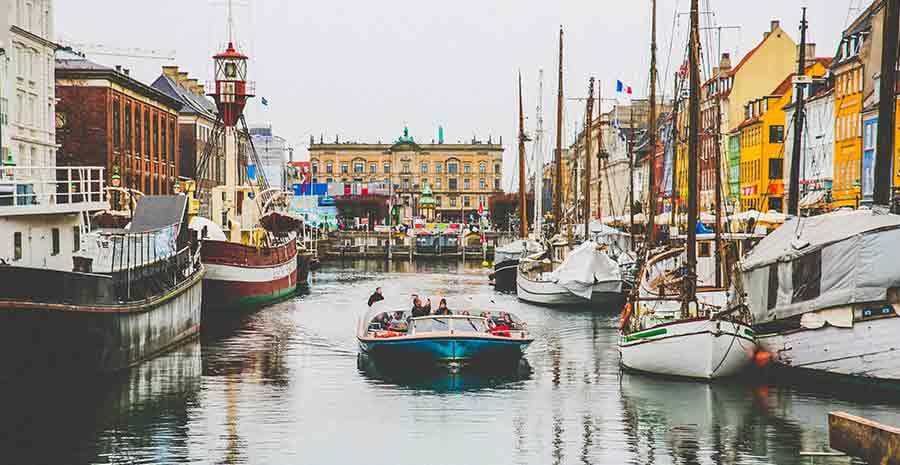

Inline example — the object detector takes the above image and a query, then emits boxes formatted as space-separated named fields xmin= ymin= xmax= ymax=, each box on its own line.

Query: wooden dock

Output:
xmin=828 ymin=411 xmax=900 ymax=465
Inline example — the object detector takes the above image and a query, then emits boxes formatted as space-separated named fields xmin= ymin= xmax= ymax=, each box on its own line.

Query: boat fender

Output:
xmin=619 ymin=303 xmax=632 ymax=330
xmin=754 ymin=351 xmax=773 ymax=369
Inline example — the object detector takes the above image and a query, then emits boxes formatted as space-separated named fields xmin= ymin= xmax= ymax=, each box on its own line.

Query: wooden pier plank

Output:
xmin=828 ymin=411 xmax=900 ymax=465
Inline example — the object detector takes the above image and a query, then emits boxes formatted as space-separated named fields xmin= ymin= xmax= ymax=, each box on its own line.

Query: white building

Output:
xmin=0 ymin=0 xmax=107 ymax=270
xmin=783 ymin=88 xmax=835 ymax=209
xmin=249 ymin=125 xmax=289 ymax=189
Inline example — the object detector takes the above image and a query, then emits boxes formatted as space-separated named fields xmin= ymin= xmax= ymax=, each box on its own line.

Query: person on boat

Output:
xmin=388 ymin=311 xmax=408 ymax=332
xmin=434 ymin=298 xmax=452 ymax=315
xmin=367 ymin=287 xmax=384 ymax=307
xmin=490 ymin=313 xmax=511 ymax=337
xmin=411 ymin=296 xmax=430 ymax=317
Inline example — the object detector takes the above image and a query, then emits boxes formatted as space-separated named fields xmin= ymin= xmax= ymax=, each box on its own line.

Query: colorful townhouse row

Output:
xmin=660 ymin=0 xmax=900 ymax=217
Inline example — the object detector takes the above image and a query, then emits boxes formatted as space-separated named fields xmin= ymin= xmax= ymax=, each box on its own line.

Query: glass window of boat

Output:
xmin=412 ymin=317 xmax=450 ymax=333
xmin=452 ymin=317 xmax=486 ymax=334
xmin=51 ymin=228 xmax=60 ymax=256
xmin=698 ymin=241 xmax=711 ymax=257
xmin=73 ymin=226 xmax=80 ymax=252
xmin=13 ymin=232 xmax=22 ymax=260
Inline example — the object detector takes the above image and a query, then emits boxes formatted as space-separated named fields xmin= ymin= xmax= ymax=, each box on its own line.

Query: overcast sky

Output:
xmin=56 ymin=0 xmax=863 ymax=188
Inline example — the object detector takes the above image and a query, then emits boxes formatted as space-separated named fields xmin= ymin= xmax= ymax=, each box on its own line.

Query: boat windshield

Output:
xmin=453 ymin=317 xmax=487 ymax=333
xmin=411 ymin=317 xmax=451 ymax=333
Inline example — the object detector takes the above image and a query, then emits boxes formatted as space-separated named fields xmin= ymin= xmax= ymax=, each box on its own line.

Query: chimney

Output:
xmin=123 ymin=68 xmax=130 ymax=76
xmin=177 ymin=71 xmax=189 ymax=86
xmin=770 ymin=20 xmax=780 ymax=32
xmin=801 ymin=43 xmax=817 ymax=68
xmin=186 ymin=78 xmax=199 ymax=93
xmin=196 ymin=83 xmax=206 ymax=96
xmin=719 ymin=53 xmax=732 ymax=72
xmin=162 ymin=65 xmax=179 ymax=78
xmin=115 ymin=65 xmax=122 ymax=73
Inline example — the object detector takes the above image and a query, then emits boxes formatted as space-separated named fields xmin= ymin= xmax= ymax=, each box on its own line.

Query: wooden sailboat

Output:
xmin=618 ymin=0 xmax=756 ymax=379
xmin=516 ymin=32 xmax=624 ymax=308
xmin=738 ymin=4 xmax=900 ymax=384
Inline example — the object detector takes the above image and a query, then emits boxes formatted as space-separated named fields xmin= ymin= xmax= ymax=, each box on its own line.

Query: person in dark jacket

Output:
xmin=411 ymin=295 xmax=430 ymax=317
xmin=433 ymin=298 xmax=452 ymax=315
xmin=367 ymin=287 xmax=384 ymax=307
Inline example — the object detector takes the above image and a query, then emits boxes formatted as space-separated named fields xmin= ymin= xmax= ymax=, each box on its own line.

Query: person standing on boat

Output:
xmin=434 ymin=298 xmax=452 ymax=315
xmin=367 ymin=287 xmax=384 ymax=307
xmin=411 ymin=295 xmax=430 ymax=317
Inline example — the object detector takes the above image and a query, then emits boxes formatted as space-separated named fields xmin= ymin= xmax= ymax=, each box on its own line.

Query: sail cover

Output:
xmin=552 ymin=241 xmax=621 ymax=299
xmin=738 ymin=210 xmax=900 ymax=323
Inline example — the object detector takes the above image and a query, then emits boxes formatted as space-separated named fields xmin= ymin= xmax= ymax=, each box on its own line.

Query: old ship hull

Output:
xmin=0 ymin=265 xmax=204 ymax=375
xmin=201 ymin=238 xmax=299 ymax=312
xmin=516 ymin=267 xmax=623 ymax=307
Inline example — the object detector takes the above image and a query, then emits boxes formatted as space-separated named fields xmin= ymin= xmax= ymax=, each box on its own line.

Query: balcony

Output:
xmin=0 ymin=166 xmax=108 ymax=216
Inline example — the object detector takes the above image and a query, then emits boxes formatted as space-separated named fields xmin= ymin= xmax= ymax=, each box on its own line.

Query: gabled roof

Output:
xmin=151 ymin=74 xmax=218 ymax=120
xmin=771 ymin=58 xmax=835 ymax=97
xmin=56 ymin=55 xmax=183 ymax=110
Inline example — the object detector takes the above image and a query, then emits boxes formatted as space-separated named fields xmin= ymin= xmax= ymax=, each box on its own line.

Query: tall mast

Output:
xmin=584 ymin=77 xmax=595 ymax=240
xmin=554 ymin=27 xmax=565 ymax=234
xmin=714 ymin=84 xmax=723 ymax=288
xmin=518 ymin=71 xmax=529 ymax=238
xmin=670 ymin=73 xmax=681 ymax=231
xmin=226 ymin=0 xmax=235 ymax=43
xmin=685 ymin=0 xmax=700 ymax=306
xmin=597 ymin=85 xmax=605 ymax=225
xmin=788 ymin=8 xmax=808 ymax=215
xmin=534 ymin=70 xmax=545 ymax=237
xmin=647 ymin=0 xmax=658 ymax=245
xmin=629 ymin=107 xmax=636 ymax=249
xmin=875 ymin=0 xmax=899 ymax=206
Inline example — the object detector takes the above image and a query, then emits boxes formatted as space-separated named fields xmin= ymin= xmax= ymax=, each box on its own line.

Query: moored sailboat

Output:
xmin=618 ymin=0 xmax=756 ymax=379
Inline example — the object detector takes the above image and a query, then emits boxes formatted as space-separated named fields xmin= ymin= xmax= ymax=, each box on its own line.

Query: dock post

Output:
xmin=828 ymin=411 xmax=900 ymax=465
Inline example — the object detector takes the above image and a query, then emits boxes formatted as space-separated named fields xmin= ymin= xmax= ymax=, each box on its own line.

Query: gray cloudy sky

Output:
xmin=57 ymin=0 xmax=860 ymax=187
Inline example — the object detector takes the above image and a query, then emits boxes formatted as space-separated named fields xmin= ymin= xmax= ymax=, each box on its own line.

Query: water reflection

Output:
xmin=357 ymin=353 xmax=532 ymax=392
xmin=0 ymin=340 xmax=200 ymax=465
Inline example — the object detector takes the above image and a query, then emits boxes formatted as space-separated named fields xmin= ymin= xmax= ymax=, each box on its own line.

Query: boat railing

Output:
xmin=0 ymin=165 xmax=107 ymax=215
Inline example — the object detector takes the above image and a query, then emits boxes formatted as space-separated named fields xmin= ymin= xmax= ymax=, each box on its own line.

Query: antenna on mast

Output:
xmin=227 ymin=0 xmax=235 ymax=43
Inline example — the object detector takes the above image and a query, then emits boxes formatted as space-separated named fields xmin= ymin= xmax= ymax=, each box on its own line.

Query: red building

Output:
xmin=56 ymin=55 xmax=182 ymax=196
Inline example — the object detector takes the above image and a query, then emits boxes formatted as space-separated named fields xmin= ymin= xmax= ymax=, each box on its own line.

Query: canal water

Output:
xmin=3 ymin=260 xmax=899 ymax=464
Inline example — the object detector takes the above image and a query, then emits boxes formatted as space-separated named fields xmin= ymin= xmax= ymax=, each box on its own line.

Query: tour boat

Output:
xmin=619 ymin=244 xmax=757 ymax=380
xmin=516 ymin=238 xmax=624 ymax=307
xmin=735 ymin=210 xmax=900 ymax=384
xmin=357 ymin=307 xmax=533 ymax=364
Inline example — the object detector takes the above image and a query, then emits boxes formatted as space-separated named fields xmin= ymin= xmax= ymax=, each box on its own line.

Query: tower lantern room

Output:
xmin=211 ymin=42 xmax=254 ymax=127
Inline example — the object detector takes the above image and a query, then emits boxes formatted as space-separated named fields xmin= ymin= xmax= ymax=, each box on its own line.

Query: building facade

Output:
xmin=831 ymin=15 xmax=868 ymax=209
xmin=308 ymin=129 xmax=503 ymax=222
xmin=784 ymin=87 xmax=835 ymax=212
xmin=249 ymin=125 xmax=288 ymax=189
xmin=56 ymin=54 xmax=182 ymax=195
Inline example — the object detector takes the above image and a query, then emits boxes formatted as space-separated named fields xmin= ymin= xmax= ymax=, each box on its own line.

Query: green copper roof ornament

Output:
xmin=395 ymin=125 xmax=415 ymax=144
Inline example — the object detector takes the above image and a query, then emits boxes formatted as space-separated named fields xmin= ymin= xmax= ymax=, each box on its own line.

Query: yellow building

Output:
xmin=831 ymin=19 xmax=868 ymax=207
xmin=676 ymin=20 xmax=797 ymax=213
xmin=308 ymin=129 xmax=503 ymax=222
xmin=737 ymin=58 xmax=832 ymax=212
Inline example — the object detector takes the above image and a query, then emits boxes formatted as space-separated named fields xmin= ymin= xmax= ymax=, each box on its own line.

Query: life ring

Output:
xmin=619 ymin=303 xmax=632 ymax=330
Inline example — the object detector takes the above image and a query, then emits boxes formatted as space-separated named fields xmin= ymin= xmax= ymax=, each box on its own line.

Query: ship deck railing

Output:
xmin=0 ymin=165 xmax=107 ymax=216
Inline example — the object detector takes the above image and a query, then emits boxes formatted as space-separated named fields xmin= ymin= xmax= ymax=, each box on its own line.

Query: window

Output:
xmin=13 ymin=232 xmax=22 ymax=261
xmin=402 ymin=162 xmax=411 ymax=174
xmin=73 ymin=226 xmax=80 ymax=252
xmin=369 ymin=163 xmax=376 ymax=174
xmin=464 ymin=163 xmax=471 ymax=174
xmin=354 ymin=162 xmax=364 ymax=174
xmin=436 ymin=178 xmax=442 ymax=189
xmin=312 ymin=164 xmax=319 ymax=174
xmin=494 ymin=163 xmax=501 ymax=173
xmin=463 ymin=196 xmax=470 ymax=207
xmin=698 ymin=242 xmax=711 ymax=257
xmin=384 ymin=163 xmax=391 ymax=174
xmin=134 ymin=106 xmax=142 ymax=154
xmin=422 ymin=178 xmax=428 ymax=188
xmin=448 ymin=162 xmax=458 ymax=174
xmin=152 ymin=113 xmax=159 ymax=160
xmin=449 ymin=178 xmax=458 ymax=190
xmin=421 ymin=162 xmax=428 ymax=174
xmin=326 ymin=177 xmax=333 ymax=183
xmin=51 ymin=228 xmax=60 ymax=256
xmin=435 ymin=162 xmax=443 ymax=174
xmin=144 ymin=110 xmax=150 ymax=157
xmin=169 ymin=120 xmax=175 ymax=164
xmin=402 ymin=178 xmax=409 ymax=189
xmin=161 ymin=118 xmax=167 ymax=162
xmin=436 ymin=196 xmax=442 ymax=207
xmin=341 ymin=164 xmax=349 ymax=174
xmin=112 ymin=99 xmax=121 ymax=150
xmin=479 ymin=178 xmax=486 ymax=189
xmin=326 ymin=162 xmax=333 ymax=174
xmin=769 ymin=158 xmax=784 ymax=179
xmin=494 ymin=179 xmax=500 ymax=190
xmin=450 ymin=196 xmax=457 ymax=207
xmin=479 ymin=162 xmax=486 ymax=174
xmin=464 ymin=178 xmax=471 ymax=190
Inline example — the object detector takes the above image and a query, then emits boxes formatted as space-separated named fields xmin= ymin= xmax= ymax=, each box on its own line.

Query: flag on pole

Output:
xmin=261 ymin=97 xmax=269 ymax=106
xmin=616 ymin=80 xmax=633 ymax=95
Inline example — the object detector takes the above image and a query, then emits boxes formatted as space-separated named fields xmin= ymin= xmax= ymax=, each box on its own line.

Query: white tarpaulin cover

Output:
xmin=495 ymin=240 xmax=543 ymax=264
xmin=552 ymin=241 xmax=621 ymax=299
xmin=737 ymin=210 xmax=900 ymax=323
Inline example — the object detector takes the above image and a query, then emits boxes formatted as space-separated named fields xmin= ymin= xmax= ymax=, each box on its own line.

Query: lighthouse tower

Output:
xmin=208 ymin=1 xmax=255 ymax=242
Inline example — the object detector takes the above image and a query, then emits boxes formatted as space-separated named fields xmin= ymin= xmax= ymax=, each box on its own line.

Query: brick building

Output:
xmin=55 ymin=53 xmax=182 ymax=195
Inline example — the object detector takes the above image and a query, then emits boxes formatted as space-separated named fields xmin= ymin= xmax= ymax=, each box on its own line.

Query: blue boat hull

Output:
xmin=359 ymin=336 xmax=530 ymax=363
